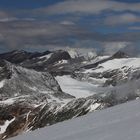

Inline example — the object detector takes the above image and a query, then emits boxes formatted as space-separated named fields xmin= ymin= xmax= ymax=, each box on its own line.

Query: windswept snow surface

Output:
xmin=0 ymin=80 xmax=5 ymax=88
xmin=84 ymin=58 xmax=140 ymax=73
xmin=55 ymin=75 xmax=98 ymax=98
xmin=0 ymin=96 xmax=29 ymax=105
xmin=39 ymin=53 xmax=52 ymax=59
xmin=11 ymin=100 xmax=140 ymax=140
xmin=93 ymin=58 xmax=140 ymax=73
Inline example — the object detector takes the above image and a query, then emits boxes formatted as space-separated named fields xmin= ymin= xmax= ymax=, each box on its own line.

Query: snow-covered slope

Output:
xmin=76 ymin=57 xmax=140 ymax=87
xmin=55 ymin=75 xmax=98 ymax=98
xmin=11 ymin=99 xmax=140 ymax=140
xmin=0 ymin=60 xmax=69 ymax=101
xmin=84 ymin=58 xmax=140 ymax=73
xmin=66 ymin=47 xmax=97 ymax=60
xmin=0 ymin=50 xmax=140 ymax=140
xmin=0 ymin=60 xmax=74 ymax=139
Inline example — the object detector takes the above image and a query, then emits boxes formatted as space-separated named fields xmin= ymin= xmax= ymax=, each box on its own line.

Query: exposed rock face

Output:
xmin=111 ymin=50 xmax=128 ymax=59
xmin=0 ymin=50 xmax=51 ymax=64
xmin=1 ymin=89 xmax=139 ymax=139
xmin=0 ymin=50 xmax=72 ymax=75
xmin=0 ymin=60 xmax=74 ymax=139
xmin=20 ymin=50 xmax=71 ymax=72
xmin=0 ymin=60 xmax=70 ymax=99
xmin=0 ymin=50 xmax=140 ymax=139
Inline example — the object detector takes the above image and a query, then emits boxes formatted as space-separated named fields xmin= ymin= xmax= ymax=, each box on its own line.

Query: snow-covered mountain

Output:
xmin=66 ymin=48 xmax=97 ymax=60
xmin=0 ymin=59 xmax=66 ymax=100
xmin=10 ymin=99 xmax=140 ymax=140
xmin=0 ymin=49 xmax=140 ymax=139
xmin=76 ymin=57 xmax=140 ymax=86
xmin=0 ymin=50 xmax=51 ymax=64
xmin=0 ymin=59 xmax=74 ymax=139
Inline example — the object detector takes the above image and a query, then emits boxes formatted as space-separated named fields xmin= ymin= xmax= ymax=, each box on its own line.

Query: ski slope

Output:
xmin=11 ymin=99 xmax=140 ymax=140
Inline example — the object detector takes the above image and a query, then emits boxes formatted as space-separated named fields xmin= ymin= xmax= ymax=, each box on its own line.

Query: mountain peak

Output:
xmin=112 ymin=50 xmax=129 ymax=59
xmin=11 ymin=49 xmax=26 ymax=54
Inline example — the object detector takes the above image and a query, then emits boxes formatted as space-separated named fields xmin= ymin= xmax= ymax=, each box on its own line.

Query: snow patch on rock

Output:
xmin=0 ymin=80 xmax=5 ymax=88
xmin=0 ymin=118 xmax=15 ymax=134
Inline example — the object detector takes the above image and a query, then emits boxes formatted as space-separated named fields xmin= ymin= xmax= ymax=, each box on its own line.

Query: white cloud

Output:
xmin=128 ymin=26 xmax=140 ymax=30
xmin=60 ymin=21 xmax=75 ymax=25
xmin=102 ymin=41 xmax=131 ymax=55
xmin=0 ymin=17 xmax=18 ymax=22
xmin=104 ymin=13 xmax=140 ymax=25
xmin=39 ymin=0 xmax=140 ymax=15
xmin=0 ymin=11 xmax=19 ymax=22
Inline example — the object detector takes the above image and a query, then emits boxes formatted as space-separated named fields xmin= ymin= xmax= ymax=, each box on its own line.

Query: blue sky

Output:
xmin=0 ymin=0 xmax=139 ymax=55
xmin=0 ymin=0 xmax=64 ymax=9
xmin=0 ymin=0 xmax=139 ymax=9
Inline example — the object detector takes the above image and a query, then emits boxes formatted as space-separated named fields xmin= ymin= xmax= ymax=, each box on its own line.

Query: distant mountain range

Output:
xmin=0 ymin=49 xmax=140 ymax=139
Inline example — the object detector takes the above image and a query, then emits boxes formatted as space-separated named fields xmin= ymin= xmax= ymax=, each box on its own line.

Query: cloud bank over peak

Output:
xmin=102 ymin=41 xmax=130 ymax=55
xmin=0 ymin=0 xmax=139 ymax=56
